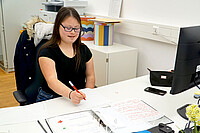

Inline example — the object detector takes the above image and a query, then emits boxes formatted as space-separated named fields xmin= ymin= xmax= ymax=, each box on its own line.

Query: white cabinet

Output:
xmin=84 ymin=41 xmax=138 ymax=87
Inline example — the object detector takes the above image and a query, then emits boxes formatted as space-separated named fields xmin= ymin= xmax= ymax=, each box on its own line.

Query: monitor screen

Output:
xmin=170 ymin=26 xmax=200 ymax=94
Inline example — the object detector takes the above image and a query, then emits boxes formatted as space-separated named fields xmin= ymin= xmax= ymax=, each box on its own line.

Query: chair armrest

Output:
xmin=13 ymin=90 xmax=27 ymax=105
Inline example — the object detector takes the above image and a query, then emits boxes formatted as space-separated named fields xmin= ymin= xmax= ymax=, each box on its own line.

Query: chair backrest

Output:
xmin=14 ymin=30 xmax=48 ymax=104
xmin=24 ymin=39 xmax=48 ymax=104
xmin=14 ymin=30 xmax=36 ymax=94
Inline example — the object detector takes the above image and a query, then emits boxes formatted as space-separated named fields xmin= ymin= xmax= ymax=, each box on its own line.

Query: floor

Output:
xmin=0 ymin=68 xmax=19 ymax=108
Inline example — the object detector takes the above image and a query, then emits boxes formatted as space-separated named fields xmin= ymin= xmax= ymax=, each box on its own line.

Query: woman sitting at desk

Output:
xmin=36 ymin=7 xmax=95 ymax=104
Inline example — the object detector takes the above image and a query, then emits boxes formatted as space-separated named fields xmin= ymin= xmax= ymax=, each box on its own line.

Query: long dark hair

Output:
xmin=39 ymin=7 xmax=83 ymax=71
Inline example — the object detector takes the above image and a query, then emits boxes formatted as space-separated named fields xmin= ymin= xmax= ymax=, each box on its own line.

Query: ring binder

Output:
xmin=45 ymin=110 xmax=112 ymax=133
xmin=44 ymin=99 xmax=173 ymax=133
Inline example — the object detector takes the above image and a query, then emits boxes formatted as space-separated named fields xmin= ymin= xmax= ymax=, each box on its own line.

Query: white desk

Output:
xmin=0 ymin=75 xmax=198 ymax=133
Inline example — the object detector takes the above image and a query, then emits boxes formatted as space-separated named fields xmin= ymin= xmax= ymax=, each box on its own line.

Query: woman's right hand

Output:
xmin=70 ymin=91 xmax=86 ymax=104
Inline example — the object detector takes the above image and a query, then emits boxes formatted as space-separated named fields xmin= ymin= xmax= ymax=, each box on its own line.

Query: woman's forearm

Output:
xmin=47 ymin=78 xmax=72 ymax=98
xmin=86 ymin=75 xmax=95 ymax=89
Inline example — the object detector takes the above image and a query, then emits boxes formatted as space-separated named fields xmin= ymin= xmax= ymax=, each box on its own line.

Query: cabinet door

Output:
xmin=90 ymin=49 xmax=108 ymax=87
xmin=108 ymin=50 xmax=137 ymax=84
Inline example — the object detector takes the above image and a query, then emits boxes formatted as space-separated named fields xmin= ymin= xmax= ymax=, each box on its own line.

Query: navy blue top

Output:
xmin=39 ymin=44 xmax=92 ymax=96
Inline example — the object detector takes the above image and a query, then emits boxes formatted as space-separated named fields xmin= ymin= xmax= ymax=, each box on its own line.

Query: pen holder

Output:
xmin=81 ymin=16 xmax=96 ymax=41
xmin=148 ymin=68 xmax=174 ymax=87
xmin=94 ymin=22 xmax=114 ymax=46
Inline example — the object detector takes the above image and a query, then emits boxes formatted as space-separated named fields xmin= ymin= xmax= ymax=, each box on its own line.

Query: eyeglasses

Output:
xmin=60 ymin=23 xmax=80 ymax=33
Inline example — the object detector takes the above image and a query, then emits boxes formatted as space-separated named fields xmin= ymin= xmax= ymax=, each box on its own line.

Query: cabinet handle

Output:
xmin=106 ymin=58 xmax=109 ymax=62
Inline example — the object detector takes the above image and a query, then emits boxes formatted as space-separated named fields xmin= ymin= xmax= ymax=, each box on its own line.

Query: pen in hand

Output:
xmin=69 ymin=81 xmax=86 ymax=100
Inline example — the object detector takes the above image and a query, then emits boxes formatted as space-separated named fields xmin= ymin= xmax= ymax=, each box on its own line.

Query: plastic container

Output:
xmin=81 ymin=16 xmax=95 ymax=41
xmin=94 ymin=22 xmax=114 ymax=46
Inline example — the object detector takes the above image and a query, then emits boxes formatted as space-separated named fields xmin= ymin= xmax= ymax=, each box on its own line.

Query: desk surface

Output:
xmin=0 ymin=75 xmax=198 ymax=133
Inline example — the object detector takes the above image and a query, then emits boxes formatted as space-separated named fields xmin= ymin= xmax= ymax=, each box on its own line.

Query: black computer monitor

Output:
xmin=170 ymin=25 xmax=200 ymax=95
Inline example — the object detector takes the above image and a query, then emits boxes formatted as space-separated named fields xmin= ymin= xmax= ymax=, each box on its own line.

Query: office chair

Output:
xmin=13 ymin=30 xmax=48 ymax=105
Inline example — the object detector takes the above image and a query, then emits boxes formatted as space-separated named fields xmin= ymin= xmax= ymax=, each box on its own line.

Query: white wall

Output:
xmin=86 ymin=0 xmax=110 ymax=16
xmin=1 ymin=0 xmax=45 ymax=71
xmin=120 ymin=0 xmax=200 ymax=26
xmin=0 ymin=34 xmax=2 ymax=56
xmin=114 ymin=32 xmax=177 ymax=76
xmin=87 ymin=0 xmax=200 ymax=26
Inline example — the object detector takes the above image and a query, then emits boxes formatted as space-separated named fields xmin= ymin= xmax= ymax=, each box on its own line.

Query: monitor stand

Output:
xmin=177 ymin=104 xmax=190 ymax=120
